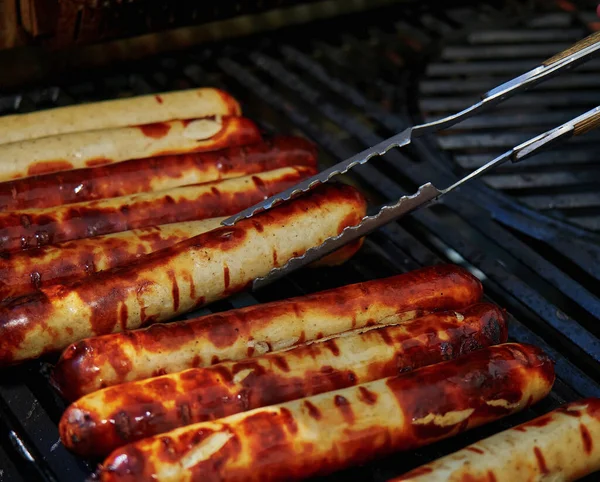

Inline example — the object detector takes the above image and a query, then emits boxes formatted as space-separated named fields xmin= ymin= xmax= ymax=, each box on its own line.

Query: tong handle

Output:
xmin=544 ymin=30 xmax=600 ymax=66
xmin=573 ymin=107 xmax=600 ymax=136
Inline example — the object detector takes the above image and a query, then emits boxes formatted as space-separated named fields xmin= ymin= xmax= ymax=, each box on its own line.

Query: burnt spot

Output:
xmin=138 ymin=122 xmax=171 ymax=139
xmin=304 ymin=400 xmax=322 ymax=420
xmin=533 ymin=446 xmax=549 ymax=474
xmin=580 ymin=423 xmax=593 ymax=454
xmin=334 ymin=395 xmax=355 ymax=424
xmin=251 ymin=175 xmax=267 ymax=193
xmin=211 ymin=355 xmax=220 ymax=365
xmin=191 ymin=355 xmax=202 ymax=368
xmin=155 ymin=95 xmax=163 ymax=104
xmin=358 ymin=386 xmax=378 ymax=405
xmin=27 ymin=160 xmax=74 ymax=176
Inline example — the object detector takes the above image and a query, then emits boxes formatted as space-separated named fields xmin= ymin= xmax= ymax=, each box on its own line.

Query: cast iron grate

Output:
xmin=0 ymin=1 xmax=599 ymax=481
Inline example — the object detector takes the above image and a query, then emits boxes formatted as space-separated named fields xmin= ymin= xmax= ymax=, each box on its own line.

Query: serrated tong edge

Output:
xmin=223 ymin=29 xmax=600 ymax=227
xmin=251 ymin=105 xmax=600 ymax=290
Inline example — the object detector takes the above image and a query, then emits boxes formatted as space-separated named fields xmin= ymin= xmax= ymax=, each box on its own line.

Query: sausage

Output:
xmin=393 ymin=398 xmax=600 ymax=482
xmin=0 ymin=137 xmax=317 ymax=211
xmin=51 ymin=264 xmax=484 ymax=401
xmin=0 ymin=165 xmax=315 ymax=252
xmin=0 ymin=116 xmax=259 ymax=182
xmin=60 ymin=303 xmax=507 ymax=457
xmin=0 ymin=88 xmax=240 ymax=145
xmin=0 ymin=218 xmax=227 ymax=300
xmin=0 ymin=182 xmax=367 ymax=365
xmin=96 ymin=343 xmax=555 ymax=482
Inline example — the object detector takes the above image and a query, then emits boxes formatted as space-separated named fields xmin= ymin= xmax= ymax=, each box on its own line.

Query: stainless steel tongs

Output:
xmin=222 ymin=31 xmax=600 ymax=289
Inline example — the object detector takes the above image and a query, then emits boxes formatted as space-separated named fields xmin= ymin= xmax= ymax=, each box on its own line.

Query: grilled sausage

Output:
xmin=96 ymin=343 xmax=555 ymax=482
xmin=0 ymin=218 xmax=227 ymax=300
xmin=0 ymin=116 xmax=259 ymax=182
xmin=60 ymin=303 xmax=507 ymax=457
xmin=0 ymin=88 xmax=240 ymax=145
xmin=393 ymin=397 xmax=600 ymax=482
xmin=51 ymin=264 xmax=484 ymax=400
xmin=0 ymin=183 xmax=367 ymax=365
xmin=0 ymin=137 xmax=317 ymax=211
xmin=0 ymin=165 xmax=315 ymax=252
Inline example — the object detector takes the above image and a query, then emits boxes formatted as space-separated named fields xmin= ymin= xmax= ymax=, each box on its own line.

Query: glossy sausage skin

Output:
xmin=0 ymin=183 xmax=367 ymax=365
xmin=0 ymin=137 xmax=317 ymax=211
xmin=394 ymin=398 xmax=600 ymax=482
xmin=0 ymin=116 xmax=257 ymax=182
xmin=0 ymin=88 xmax=240 ymax=145
xmin=97 ymin=343 xmax=555 ymax=482
xmin=0 ymin=219 xmax=225 ymax=300
xmin=60 ymin=303 xmax=507 ymax=457
xmin=51 ymin=264 xmax=484 ymax=400
xmin=0 ymin=165 xmax=315 ymax=252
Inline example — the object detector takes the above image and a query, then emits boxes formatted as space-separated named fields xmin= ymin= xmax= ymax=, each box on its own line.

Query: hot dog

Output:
xmin=0 ymin=116 xmax=259 ymax=182
xmin=393 ymin=398 xmax=600 ymax=481
xmin=0 ymin=165 xmax=315 ymax=252
xmin=0 ymin=218 xmax=226 ymax=300
xmin=60 ymin=303 xmax=507 ymax=457
xmin=0 ymin=183 xmax=367 ymax=365
xmin=0 ymin=88 xmax=240 ymax=145
xmin=51 ymin=264 xmax=484 ymax=401
xmin=96 ymin=343 xmax=555 ymax=482
xmin=0 ymin=137 xmax=317 ymax=211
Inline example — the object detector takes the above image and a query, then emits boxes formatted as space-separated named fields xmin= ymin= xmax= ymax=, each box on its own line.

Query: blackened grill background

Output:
xmin=1 ymin=1 xmax=600 ymax=480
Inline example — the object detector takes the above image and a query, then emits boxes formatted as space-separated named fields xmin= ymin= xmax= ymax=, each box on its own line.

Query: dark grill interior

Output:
xmin=1 ymin=1 xmax=600 ymax=480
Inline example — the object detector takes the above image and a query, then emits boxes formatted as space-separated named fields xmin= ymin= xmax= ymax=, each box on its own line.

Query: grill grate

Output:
xmin=1 ymin=1 xmax=600 ymax=481
xmin=420 ymin=8 xmax=600 ymax=232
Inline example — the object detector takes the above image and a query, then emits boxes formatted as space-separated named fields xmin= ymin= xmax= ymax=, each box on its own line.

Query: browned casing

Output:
xmin=0 ymin=183 xmax=367 ymax=365
xmin=0 ymin=219 xmax=226 ymax=300
xmin=51 ymin=264 xmax=484 ymax=400
xmin=0 ymin=165 xmax=315 ymax=252
xmin=96 ymin=343 xmax=555 ymax=482
xmin=394 ymin=398 xmax=600 ymax=481
xmin=0 ymin=137 xmax=317 ymax=211
xmin=0 ymin=116 xmax=260 ymax=182
xmin=59 ymin=303 xmax=507 ymax=457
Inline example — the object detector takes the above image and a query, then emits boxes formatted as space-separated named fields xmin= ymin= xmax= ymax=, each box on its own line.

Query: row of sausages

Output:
xmin=0 ymin=89 xmax=372 ymax=364
xmin=46 ymin=265 xmax=600 ymax=481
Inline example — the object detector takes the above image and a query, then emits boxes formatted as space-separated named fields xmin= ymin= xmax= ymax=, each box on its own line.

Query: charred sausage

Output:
xmin=0 ymin=88 xmax=240 ymax=145
xmin=0 ymin=165 xmax=315 ymax=252
xmin=0 ymin=137 xmax=316 ymax=211
xmin=0 ymin=183 xmax=367 ymax=365
xmin=393 ymin=397 xmax=600 ymax=481
xmin=51 ymin=264 xmax=484 ymax=400
xmin=0 ymin=116 xmax=259 ymax=182
xmin=60 ymin=303 xmax=507 ymax=457
xmin=0 ymin=218 xmax=226 ymax=300
xmin=96 ymin=343 xmax=555 ymax=482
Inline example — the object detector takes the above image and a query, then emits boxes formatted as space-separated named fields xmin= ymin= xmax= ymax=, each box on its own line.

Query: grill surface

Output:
xmin=1 ymin=1 xmax=600 ymax=481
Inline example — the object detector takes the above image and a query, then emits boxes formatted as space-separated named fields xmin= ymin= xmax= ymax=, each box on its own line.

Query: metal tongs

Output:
xmin=223 ymin=31 xmax=600 ymax=289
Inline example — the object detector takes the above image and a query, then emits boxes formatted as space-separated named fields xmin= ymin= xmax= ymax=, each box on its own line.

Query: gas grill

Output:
xmin=0 ymin=0 xmax=599 ymax=480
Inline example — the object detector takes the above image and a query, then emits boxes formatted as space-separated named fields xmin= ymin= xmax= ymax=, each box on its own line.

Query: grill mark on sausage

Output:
xmin=334 ymin=395 xmax=355 ymax=424
xmin=580 ymin=423 xmax=593 ymax=454
xmin=223 ymin=266 xmax=230 ymax=290
xmin=533 ymin=446 xmax=549 ymax=474
xmin=27 ymin=160 xmax=74 ymax=176
xmin=138 ymin=122 xmax=171 ymax=139
xmin=304 ymin=400 xmax=322 ymax=420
